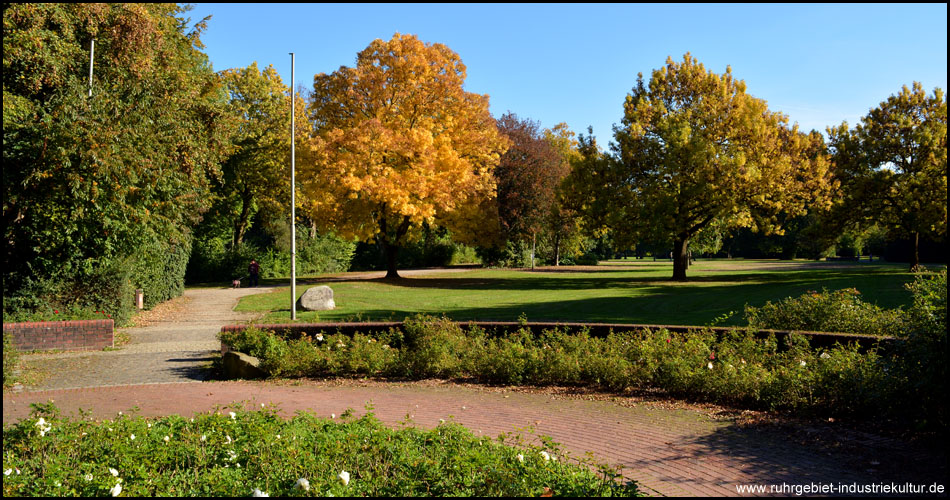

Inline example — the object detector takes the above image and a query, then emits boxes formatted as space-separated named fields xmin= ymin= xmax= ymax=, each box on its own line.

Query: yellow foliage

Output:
xmin=301 ymin=33 xmax=508 ymax=247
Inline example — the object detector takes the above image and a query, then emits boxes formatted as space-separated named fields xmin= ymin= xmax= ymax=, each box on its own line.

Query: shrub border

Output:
xmin=220 ymin=321 xmax=894 ymax=353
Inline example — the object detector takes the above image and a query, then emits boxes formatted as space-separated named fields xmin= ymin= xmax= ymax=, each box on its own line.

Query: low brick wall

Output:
xmin=4 ymin=319 xmax=114 ymax=352
xmin=220 ymin=321 xmax=894 ymax=353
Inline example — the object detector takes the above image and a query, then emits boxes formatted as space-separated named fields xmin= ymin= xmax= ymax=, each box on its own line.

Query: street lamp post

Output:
xmin=290 ymin=52 xmax=297 ymax=320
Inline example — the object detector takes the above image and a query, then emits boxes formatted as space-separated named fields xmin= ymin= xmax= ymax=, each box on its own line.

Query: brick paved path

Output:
xmin=4 ymin=380 xmax=944 ymax=497
xmin=4 ymin=282 xmax=946 ymax=496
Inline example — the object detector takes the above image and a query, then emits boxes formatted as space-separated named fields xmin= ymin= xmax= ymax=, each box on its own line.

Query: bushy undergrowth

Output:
xmin=221 ymin=318 xmax=891 ymax=418
xmin=2 ymin=403 xmax=639 ymax=497
xmin=743 ymin=287 xmax=905 ymax=336
xmin=3 ymin=260 xmax=135 ymax=326
xmin=741 ymin=271 xmax=947 ymax=430
xmin=743 ymin=270 xmax=947 ymax=339
xmin=186 ymin=230 xmax=355 ymax=283
xmin=888 ymin=271 xmax=947 ymax=430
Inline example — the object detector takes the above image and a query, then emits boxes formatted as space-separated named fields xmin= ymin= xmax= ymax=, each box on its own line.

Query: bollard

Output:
xmin=135 ymin=289 xmax=144 ymax=310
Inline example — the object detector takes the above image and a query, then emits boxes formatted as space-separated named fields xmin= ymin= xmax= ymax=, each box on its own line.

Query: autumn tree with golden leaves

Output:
xmin=302 ymin=33 xmax=508 ymax=278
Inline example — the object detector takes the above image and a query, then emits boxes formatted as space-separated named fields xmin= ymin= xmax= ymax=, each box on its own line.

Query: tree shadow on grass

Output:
xmin=300 ymin=279 xmax=859 ymax=325
xmin=264 ymin=265 xmax=913 ymax=324
xmin=342 ymin=267 xmax=905 ymax=294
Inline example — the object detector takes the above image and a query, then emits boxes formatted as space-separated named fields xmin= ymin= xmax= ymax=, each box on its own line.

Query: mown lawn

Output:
xmin=234 ymin=258 xmax=924 ymax=326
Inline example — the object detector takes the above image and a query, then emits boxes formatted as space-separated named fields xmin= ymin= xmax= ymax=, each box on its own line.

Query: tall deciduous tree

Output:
xmin=541 ymin=123 xmax=585 ymax=266
xmin=610 ymin=54 xmax=833 ymax=280
xmin=3 ymin=4 xmax=231 ymax=299
xmin=302 ymin=33 xmax=508 ymax=278
xmin=212 ymin=63 xmax=307 ymax=249
xmin=493 ymin=113 xmax=569 ymax=258
xmin=827 ymin=83 xmax=947 ymax=269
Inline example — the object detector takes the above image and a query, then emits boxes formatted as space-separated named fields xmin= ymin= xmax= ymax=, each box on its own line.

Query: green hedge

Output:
xmin=221 ymin=318 xmax=890 ymax=418
xmin=2 ymin=258 xmax=135 ymax=326
xmin=2 ymin=234 xmax=192 ymax=325
xmin=130 ymin=236 xmax=192 ymax=309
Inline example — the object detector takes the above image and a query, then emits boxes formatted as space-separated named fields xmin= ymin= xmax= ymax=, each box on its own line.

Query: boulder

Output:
xmin=297 ymin=285 xmax=336 ymax=311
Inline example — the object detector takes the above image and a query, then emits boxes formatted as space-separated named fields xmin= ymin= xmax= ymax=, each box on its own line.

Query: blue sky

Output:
xmin=186 ymin=3 xmax=947 ymax=144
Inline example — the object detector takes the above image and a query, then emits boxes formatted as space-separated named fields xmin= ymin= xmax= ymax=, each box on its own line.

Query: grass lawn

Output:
xmin=234 ymin=258 xmax=930 ymax=326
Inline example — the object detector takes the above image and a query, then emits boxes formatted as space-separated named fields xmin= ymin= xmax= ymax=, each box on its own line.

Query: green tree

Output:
xmin=3 ymin=4 xmax=231 ymax=313
xmin=540 ymin=123 xmax=587 ymax=266
xmin=827 ymin=83 xmax=947 ymax=269
xmin=609 ymin=54 xmax=833 ymax=280
xmin=561 ymin=130 xmax=614 ymax=236
xmin=210 ymin=62 xmax=307 ymax=249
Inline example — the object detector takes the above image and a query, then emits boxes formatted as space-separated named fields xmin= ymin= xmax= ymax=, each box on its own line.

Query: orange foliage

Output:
xmin=302 ymin=33 xmax=509 ymax=252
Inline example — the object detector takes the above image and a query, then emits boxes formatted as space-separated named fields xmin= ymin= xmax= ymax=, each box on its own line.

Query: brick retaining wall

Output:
xmin=4 ymin=319 xmax=114 ymax=352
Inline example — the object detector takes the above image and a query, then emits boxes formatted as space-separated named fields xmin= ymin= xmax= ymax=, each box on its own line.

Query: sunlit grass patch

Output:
xmin=235 ymin=260 xmax=915 ymax=325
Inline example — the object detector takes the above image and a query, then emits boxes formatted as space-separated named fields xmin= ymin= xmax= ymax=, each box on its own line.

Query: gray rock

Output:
xmin=297 ymin=285 xmax=336 ymax=311
xmin=222 ymin=351 xmax=266 ymax=380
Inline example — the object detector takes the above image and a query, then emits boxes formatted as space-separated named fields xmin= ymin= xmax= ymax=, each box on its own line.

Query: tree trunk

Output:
xmin=910 ymin=231 xmax=920 ymax=270
xmin=531 ymin=233 xmax=536 ymax=269
xmin=379 ymin=212 xmax=411 ymax=279
xmin=232 ymin=190 xmax=253 ymax=249
xmin=554 ymin=231 xmax=561 ymax=266
xmin=383 ymin=239 xmax=401 ymax=279
xmin=672 ymin=237 xmax=689 ymax=281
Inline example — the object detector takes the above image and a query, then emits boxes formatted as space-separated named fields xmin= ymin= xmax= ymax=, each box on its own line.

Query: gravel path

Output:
xmin=13 ymin=287 xmax=266 ymax=390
